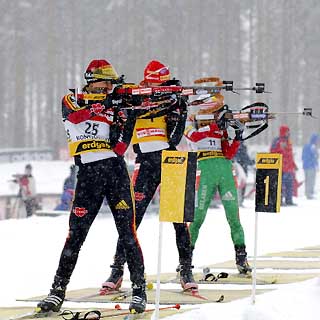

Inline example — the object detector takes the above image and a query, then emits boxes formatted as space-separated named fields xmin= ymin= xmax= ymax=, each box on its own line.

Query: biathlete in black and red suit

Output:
xmin=37 ymin=59 xmax=147 ymax=315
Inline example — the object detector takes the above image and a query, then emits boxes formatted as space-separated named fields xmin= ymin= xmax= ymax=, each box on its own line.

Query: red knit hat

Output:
xmin=143 ymin=60 xmax=170 ymax=84
xmin=84 ymin=59 xmax=119 ymax=83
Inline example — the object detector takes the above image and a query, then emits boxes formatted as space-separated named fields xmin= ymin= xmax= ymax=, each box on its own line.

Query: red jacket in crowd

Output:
xmin=270 ymin=125 xmax=297 ymax=173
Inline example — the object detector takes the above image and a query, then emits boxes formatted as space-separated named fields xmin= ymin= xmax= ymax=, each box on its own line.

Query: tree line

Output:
xmin=1 ymin=0 xmax=319 ymax=157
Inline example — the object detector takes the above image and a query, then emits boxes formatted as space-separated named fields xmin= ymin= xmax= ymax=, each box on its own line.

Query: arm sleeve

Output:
xmin=184 ymin=127 xmax=207 ymax=142
xmin=106 ymin=93 xmax=136 ymax=147
xmin=119 ymin=109 xmax=136 ymax=145
xmin=62 ymin=94 xmax=92 ymax=124
xmin=167 ymin=100 xmax=187 ymax=147
xmin=221 ymin=131 xmax=240 ymax=159
xmin=184 ymin=122 xmax=219 ymax=142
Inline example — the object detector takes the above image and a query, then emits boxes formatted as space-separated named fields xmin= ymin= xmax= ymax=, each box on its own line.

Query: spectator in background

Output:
xmin=63 ymin=164 xmax=77 ymax=191
xmin=13 ymin=164 xmax=37 ymax=217
xmin=271 ymin=125 xmax=298 ymax=206
xmin=234 ymin=142 xmax=255 ymax=175
xmin=233 ymin=160 xmax=248 ymax=207
xmin=54 ymin=165 xmax=77 ymax=211
xmin=234 ymin=142 xmax=255 ymax=206
xmin=302 ymin=133 xmax=319 ymax=199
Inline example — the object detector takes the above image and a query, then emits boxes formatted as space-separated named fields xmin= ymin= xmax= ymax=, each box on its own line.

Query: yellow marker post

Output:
xmin=153 ymin=150 xmax=197 ymax=320
xmin=159 ymin=150 xmax=197 ymax=223
xmin=255 ymin=153 xmax=283 ymax=213
xmin=252 ymin=153 xmax=282 ymax=305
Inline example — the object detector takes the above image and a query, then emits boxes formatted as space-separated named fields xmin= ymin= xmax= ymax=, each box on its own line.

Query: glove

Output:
xmin=167 ymin=110 xmax=181 ymax=122
xmin=178 ymin=98 xmax=188 ymax=114
xmin=124 ymin=94 xmax=143 ymax=107
xmin=161 ymin=79 xmax=182 ymax=86
xmin=113 ymin=142 xmax=128 ymax=156
xmin=90 ymin=103 xmax=105 ymax=115
xmin=235 ymin=128 xmax=244 ymax=141
xmin=216 ymin=110 xmax=228 ymax=130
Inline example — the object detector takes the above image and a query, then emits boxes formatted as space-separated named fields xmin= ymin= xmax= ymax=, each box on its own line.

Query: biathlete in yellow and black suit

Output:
xmin=102 ymin=60 xmax=198 ymax=291
xmin=37 ymin=59 xmax=147 ymax=315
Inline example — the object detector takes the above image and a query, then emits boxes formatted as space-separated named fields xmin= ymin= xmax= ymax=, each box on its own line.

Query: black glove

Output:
xmin=176 ymin=99 xmax=188 ymax=116
xmin=103 ymin=91 xmax=122 ymax=109
xmin=235 ymin=128 xmax=244 ymax=141
xmin=122 ymin=94 xmax=143 ymax=107
xmin=216 ymin=110 xmax=228 ymax=130
xmin=167 ymin=110 xmax=182 ymax=122
xmin=161 ymin=78 xmax=182 ymax=86
xmin=232 ymin=119 xmax=245 ymax=141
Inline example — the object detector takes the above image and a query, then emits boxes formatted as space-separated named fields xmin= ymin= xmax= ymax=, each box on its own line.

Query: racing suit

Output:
xmin=184 ymin=122 xmax=246 ymax=248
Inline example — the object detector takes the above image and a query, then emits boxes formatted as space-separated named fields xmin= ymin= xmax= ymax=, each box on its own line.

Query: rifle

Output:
xmin=69 ymin=79 xmax=266 ymax=105
xmin=70 ymin=80 xmax=315 ymax=141
xmin=114 ymin=80 xmax=266 ymax=97
xmin=69 ymin=81 xmax=269 ymax=140
xmin=194 ymin=102 xmax=315 ymax=140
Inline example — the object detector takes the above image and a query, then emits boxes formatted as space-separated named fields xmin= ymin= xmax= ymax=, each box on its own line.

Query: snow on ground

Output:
xmin=0 ymin=160 xmax=320 ymax=319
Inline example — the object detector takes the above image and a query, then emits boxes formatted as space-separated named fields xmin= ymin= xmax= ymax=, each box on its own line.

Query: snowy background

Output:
xmin=0 ymin=159 xmax=320 ymax=320
xmin=2 ymin=1 xmax=320 ymax=319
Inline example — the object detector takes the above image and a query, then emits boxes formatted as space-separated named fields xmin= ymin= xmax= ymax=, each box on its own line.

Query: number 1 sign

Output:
xmin=251 ymin=152 xmax=282 ymax=305
xmin=255 ymin=153 xmax=283 ymax=213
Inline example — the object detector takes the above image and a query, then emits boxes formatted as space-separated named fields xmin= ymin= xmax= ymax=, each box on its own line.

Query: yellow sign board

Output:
xmin=159 ymin=150 xmax=197 ymax=223
xmin=255 ymin=153 xmax=282 ymax=213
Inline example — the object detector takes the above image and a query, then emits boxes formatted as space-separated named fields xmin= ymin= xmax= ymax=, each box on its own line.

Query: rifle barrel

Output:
xmin=266 ymin=112 xmax=308 ymax=115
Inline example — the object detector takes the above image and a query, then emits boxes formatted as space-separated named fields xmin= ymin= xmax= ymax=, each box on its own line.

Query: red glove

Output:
xmin=113 ymin=142 xmax=128 ymax=156
xmin=90 ymin=103 xmax=105 ymax=115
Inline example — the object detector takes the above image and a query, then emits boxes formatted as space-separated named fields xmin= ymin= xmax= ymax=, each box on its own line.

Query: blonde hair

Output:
xmin=194 ymin=93 xmax=224 ymax=127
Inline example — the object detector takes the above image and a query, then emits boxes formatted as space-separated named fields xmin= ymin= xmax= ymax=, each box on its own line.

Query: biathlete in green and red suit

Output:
xmin=184 ymin=93 xmax=252 ymax=274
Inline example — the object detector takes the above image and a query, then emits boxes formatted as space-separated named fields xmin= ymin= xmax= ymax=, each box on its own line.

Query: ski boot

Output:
xmin=100 ymin=264 xmax=124 ymax=294
xmin=179 ymin=264 xmax=198 ymax=290
xmin=235 ymin=245 xmax=252 ymax=275
xmin=37 ymin=275 xmax=68 ymax=313
xmin=129 ymin=283 xmax=147 ymax=314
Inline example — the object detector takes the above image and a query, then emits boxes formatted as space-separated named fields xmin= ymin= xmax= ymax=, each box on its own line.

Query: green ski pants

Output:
xmin=189 ymin=157 xmax=245 ymax=247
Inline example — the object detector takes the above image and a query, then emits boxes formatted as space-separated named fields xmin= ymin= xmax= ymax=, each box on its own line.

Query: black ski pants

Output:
xmin=55 ymin=157 xmax=145 ymax=287
xmin=113 ymin=150 xmax=193 ymax=267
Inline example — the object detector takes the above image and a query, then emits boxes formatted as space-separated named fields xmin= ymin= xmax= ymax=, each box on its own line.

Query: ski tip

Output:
xmin=146 ymin=282 xmax=154 ymax=290
xmin=99 ymin=289 xmax=107 ymax=295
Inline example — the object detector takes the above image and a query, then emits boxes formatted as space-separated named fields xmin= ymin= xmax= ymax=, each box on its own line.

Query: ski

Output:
xmin=59 ymin=304 xmax=180 ymax=320
xmin=110 ymin=290 xmax=131 ymax=301
xmin=106 ymin=304 xmax=180 ymax=319
xmin=181 ymin=288 xmax=209 ymax=301
xmin=181 ymin=288 xmax=224 ymax=302
xmin=65 ymin=288 xmax=129 ymax=302
xmin=9 ymin=308 xmax=58 ymax=320
xmin=200 ymin=269 xmax=277 ymax=285
xmin=99 ymin=287 xmax=128 ymax=296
